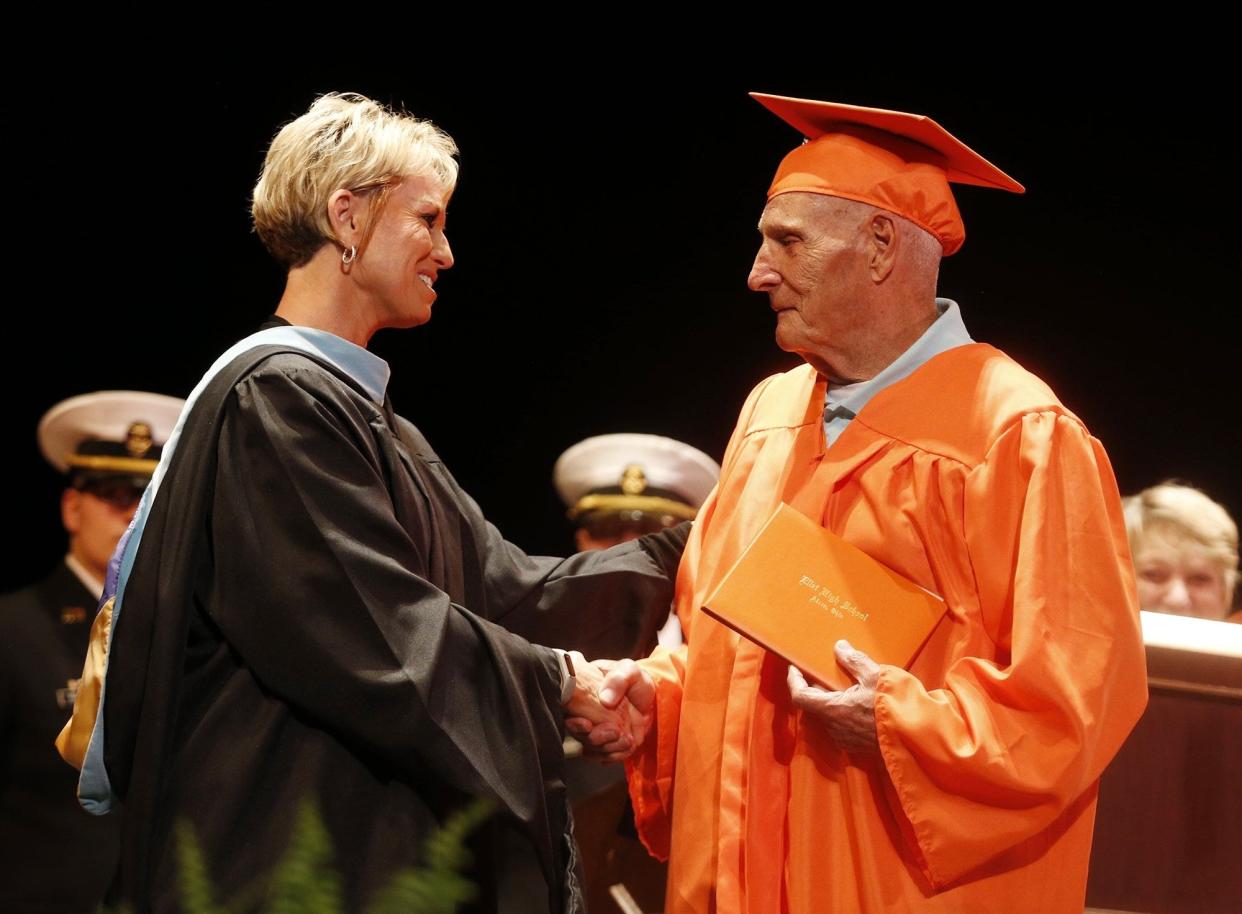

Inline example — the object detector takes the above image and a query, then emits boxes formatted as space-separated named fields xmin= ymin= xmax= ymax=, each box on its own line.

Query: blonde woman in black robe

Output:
xmin=79 ymin=93 xmax=682 ymax=914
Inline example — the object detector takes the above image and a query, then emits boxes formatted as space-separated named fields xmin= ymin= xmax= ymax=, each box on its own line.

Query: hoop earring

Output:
xmin=341 ymin=245 xmax=357 ymax=266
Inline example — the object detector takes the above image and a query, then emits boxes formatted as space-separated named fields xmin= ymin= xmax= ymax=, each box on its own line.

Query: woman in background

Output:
xmin=1124 ymin=481 xmax=1238 ymax=620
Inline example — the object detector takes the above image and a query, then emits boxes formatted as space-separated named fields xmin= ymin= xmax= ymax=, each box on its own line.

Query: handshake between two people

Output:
xmin=560 ymin=639 xmax=883 ymax=761
xmin=562 ymin=653 xmax=655 ymax=764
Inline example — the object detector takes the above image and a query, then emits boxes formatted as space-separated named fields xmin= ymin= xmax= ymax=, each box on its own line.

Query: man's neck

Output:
xmin=812 ymin=304 xmax=940 ymax=382
xmin=64 ymin=550 xmax=105 ymax=602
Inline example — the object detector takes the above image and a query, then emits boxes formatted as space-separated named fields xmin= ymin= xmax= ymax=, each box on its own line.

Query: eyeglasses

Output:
xmin=77 ymin=477 xmax=146 ymax=510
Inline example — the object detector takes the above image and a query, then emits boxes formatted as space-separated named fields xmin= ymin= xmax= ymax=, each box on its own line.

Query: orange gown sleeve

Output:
xmin=625 ymin=375 xmax=777 ymax=860
xmin=874 ymin=410 xmax=1148 ymax=888
xmin=624 ymin=641 xmax=687 ymax=861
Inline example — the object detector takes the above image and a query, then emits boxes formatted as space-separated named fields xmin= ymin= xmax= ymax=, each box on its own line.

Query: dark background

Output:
xmin=5 ymin=52 xmax=1236 ymax=589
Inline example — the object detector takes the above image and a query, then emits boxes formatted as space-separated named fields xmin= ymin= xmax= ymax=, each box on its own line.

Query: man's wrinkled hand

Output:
xmin=564 ymin=658 xmax=655 ymax=763
xmin=787 ymin=640 xmax=880 ymax=754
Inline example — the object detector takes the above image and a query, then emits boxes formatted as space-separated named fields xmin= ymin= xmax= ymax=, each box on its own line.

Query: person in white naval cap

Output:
xmin=554 ymin=432 xmax=720 ymax=914
xmin=557 ymin=433 xmax=720 ymax=554
xmin=0 ymin=390 xmax=182 ymax=914
xmin=556 ymin=432 xmax=720 ymax=650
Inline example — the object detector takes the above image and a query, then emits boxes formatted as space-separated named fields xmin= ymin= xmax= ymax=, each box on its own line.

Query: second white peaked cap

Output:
xmin=554 ymin=433 xmax=721 ymax=519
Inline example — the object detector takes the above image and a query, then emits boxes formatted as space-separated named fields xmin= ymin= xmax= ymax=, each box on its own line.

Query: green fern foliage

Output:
xmin=121 ymin=796 xmax=498 ymax=914
xmin=262 ymin=802 xmax=345 ymax=914
xmin=175 ymin=818 xmax=224 ymax=914
xmin=365 ymin=798 xmax=496 ymax=914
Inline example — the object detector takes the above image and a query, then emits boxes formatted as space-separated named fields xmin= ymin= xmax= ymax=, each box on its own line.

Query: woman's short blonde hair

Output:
xmin=252 ymin=92 xmax=459 ymax=267
xmin=1123 ymin=481 xmax=1239 ymax=601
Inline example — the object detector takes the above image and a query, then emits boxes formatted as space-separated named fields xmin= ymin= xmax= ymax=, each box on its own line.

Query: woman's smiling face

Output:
xmin=351 ymin=174 xmax=454 ymax=330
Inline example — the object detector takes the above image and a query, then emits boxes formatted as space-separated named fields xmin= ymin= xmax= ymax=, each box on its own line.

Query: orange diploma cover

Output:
xmin=702 ymin=503 xmax=946 ymax=690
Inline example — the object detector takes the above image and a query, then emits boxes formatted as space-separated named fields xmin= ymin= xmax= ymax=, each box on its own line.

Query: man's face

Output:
xmin=574 ymin=513 xmax=676 ymax=552
xmin=747 ymin=193 xmax=873 ymax=378
xmin=62 ymin=481 xmax=143 ymax=581
xmin=575 ymin=528 xmax=640 ymax=551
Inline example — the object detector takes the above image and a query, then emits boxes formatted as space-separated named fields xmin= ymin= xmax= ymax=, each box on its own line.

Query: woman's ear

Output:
xmin=327 ymin=188 xmax=367 ymax=248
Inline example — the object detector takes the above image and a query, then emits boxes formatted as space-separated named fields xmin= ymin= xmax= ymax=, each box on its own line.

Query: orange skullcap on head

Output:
xmin=752 ymin=93 xmax=1024 ymax=256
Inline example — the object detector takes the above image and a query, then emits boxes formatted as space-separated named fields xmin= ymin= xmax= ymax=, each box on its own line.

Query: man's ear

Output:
xmin=868 ymin=213 xmax=897 ymax=283
xmin=61 ymin=488 xmax=82 ymax=535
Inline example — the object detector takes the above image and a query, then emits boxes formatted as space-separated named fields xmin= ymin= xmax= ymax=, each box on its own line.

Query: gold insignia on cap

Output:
xmin=620 ymin=464 xmax=648 ymax=495
xmin=125 ymin=422 xmax=154 ymax=458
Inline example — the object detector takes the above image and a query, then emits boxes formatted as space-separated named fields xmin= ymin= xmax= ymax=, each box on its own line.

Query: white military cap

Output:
xmin=38 ymin=390 xmax=185 ymax=480
xmin=554 ymin=433 xmax=721 ymax=524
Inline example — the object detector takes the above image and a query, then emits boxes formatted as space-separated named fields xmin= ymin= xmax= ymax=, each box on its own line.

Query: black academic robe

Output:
xmin=101 ymin=346 xmax=686 ymax=914
xmin=0 ymin=560 xmax=121 ymax=913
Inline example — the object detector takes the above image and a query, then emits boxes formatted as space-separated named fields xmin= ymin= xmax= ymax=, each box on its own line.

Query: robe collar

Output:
xmin=258 ymin=317 xmax=391 ymax=405
xmin=823 ymin=298 xmax=972 ymax=446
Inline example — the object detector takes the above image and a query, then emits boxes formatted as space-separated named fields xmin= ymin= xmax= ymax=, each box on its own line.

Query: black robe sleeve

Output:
xmin=391 ymin=423 xmax=689 ymax=659
xmin=489 ymin=520 xmax=688 ymax=657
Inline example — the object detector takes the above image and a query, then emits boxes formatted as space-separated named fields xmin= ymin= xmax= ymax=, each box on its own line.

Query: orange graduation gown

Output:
xmin=626 ymin=344 xmax=1147 ymax=913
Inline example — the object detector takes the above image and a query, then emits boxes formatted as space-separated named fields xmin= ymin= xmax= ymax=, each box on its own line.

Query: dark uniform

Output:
xmin=4 ymin=388 xmax=182 ymax=913
xmin=0 ymin=561 xmax=120 ymax=913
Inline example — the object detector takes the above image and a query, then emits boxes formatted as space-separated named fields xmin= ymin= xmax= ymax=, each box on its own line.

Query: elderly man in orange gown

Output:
xmin=571 ymin=95 xmax=1149 ymax=913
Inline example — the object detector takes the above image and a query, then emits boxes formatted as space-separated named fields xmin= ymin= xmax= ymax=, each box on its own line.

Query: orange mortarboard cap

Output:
xmin=752 ymin=93 xmax=1024 ymax=256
